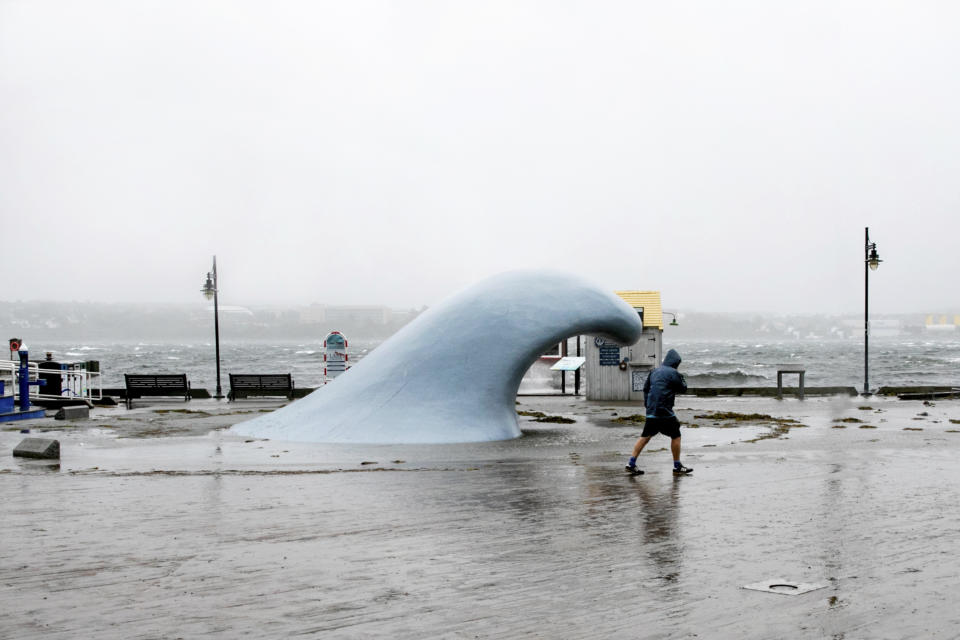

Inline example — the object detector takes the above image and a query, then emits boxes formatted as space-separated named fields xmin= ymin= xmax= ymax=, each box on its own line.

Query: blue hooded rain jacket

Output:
xmin=643 ymin=348 xmax=687 ymax=418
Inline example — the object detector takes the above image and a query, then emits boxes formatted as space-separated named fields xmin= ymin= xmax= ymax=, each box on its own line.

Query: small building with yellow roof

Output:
xmin=585 ymin=290 xmax=668 ymax=402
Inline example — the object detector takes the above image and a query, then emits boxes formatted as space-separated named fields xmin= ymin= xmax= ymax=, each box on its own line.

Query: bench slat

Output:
xmin=124 ymin=374 xmax=191 ymax=408
xmin=228 ymin=374 xmax=294 ymax=401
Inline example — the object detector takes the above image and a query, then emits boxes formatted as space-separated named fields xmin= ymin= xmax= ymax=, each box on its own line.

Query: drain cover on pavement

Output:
xmin=742 ymin=580 xmax=827 ymax=595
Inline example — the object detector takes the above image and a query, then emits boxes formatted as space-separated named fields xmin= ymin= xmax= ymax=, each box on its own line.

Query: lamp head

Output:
xmin=202 ymin=273 xmax=216 ymax=300
xmin=868 ymin=247 xmax=881 ymax=271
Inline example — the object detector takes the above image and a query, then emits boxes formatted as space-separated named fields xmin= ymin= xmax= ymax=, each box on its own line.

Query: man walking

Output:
xmin=625 ymin=348 xmax=693 ymax=476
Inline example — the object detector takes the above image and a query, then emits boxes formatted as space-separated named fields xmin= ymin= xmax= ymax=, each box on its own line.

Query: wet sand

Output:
xmin=2 ymin=394 xmax=959 ymax=638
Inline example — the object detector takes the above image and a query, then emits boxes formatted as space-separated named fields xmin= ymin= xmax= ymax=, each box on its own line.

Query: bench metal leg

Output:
xmin=799 ymin=372 xmax=805 ymax=400
xmin=777 ymin=372 xmax=783 ymax=400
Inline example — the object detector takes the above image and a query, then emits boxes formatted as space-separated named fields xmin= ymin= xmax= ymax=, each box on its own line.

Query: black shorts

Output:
xmin=641 ymin=416 xmax=681 ymax=439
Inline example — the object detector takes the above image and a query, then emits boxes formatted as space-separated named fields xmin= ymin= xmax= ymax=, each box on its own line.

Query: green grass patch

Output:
xmin=949 ymin=419 xmax=960 ymax=424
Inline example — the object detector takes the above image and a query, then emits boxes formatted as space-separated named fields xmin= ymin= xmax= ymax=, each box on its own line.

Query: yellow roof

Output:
xmin=614 ymin=291 xmax=663 ymax=329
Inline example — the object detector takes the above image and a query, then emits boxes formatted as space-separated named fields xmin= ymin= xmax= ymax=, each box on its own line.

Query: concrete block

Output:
xmin=13 ymin=438 xmax=60 ymax=459
xmin=55 ymin=405 xmax=90 ymax=420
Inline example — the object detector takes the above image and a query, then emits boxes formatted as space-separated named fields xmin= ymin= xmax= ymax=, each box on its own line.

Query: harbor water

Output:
xmin=20 ymin=335 xmax=960 ymax=394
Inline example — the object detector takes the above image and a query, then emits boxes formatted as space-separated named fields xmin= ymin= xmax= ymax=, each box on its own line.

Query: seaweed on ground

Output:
xmin=694 ymin=411 xmax=785 ymax=422
xmin=744 ymin=421 xmax=807 ymax=443
xmin=834 ymin=417 xmax=863 ymax=423
xmin=120 ymin=425 xmax=195 ymax=438
xmin=692 ymin=411 xmax=804 ymax=442
xmin=152 ymin=409 xmax=212 ymax=417
xmin=534 ymin=415 xmax=575 ymax=424
xmin=611 ymin=414 xmax=646 ymax=424
xmin=517 ymin=410 xmax=547 ymax=418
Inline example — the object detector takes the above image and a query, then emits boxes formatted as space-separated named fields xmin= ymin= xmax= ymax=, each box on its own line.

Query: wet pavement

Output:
xmin=2 ymin=394 xmax=960 ymax=638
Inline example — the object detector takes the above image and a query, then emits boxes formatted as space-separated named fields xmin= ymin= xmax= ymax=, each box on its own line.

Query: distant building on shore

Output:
xmin=925 ymin=315 xmax=959 ymax=332
xmin=301 ymin=304 xmax=393 ymax=325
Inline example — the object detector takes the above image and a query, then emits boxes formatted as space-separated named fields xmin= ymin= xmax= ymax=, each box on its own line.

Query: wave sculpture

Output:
xmin=232 ymin=270 xmax=643 ymax=443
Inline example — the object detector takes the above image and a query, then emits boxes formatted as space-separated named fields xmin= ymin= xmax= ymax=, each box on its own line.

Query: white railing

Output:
xmin=0 ymin=359 xmax=102 ymax=402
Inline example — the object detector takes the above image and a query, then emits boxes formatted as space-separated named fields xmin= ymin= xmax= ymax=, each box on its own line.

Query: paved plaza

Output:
xmin=2 ymin=394 xmax=959 ymax=638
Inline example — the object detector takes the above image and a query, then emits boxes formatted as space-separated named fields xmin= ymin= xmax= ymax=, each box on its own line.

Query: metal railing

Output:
xmin=0 ymin=360 xmax=102 ymax=402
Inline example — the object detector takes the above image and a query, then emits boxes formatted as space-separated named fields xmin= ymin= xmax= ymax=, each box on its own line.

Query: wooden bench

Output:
xmin=228 ymin=374 xmax=294 ymax=401
xmin=124 ymin=374 xmax=191 ymax=409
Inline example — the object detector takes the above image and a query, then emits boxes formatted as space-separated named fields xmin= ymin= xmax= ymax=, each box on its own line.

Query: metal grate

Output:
xmin=742 ymin=580 xmax=827 ymax=596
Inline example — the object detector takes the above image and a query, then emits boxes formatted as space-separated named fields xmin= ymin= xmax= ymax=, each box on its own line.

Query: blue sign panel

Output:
xmin=599 ymin=344 xmax=621 ymax=366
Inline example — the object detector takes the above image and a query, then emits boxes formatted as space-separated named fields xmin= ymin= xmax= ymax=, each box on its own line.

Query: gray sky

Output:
xmin=2 ymin=1 xmax=957 ymax=313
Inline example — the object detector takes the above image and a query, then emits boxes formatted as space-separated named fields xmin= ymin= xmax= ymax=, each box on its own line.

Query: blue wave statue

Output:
xmin=232 ymin=270 xmax=643 ymax=443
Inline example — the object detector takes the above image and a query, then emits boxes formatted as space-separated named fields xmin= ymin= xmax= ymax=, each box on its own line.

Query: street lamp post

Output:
xmin=202 ymin=256 xmax=224 ymax=399
xmin=864 ymin=228 xmax=882 ymax=395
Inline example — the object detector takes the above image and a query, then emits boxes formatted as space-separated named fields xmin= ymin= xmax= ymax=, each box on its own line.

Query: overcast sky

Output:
xmin=1 ymin=1 xmax=957 ymax=314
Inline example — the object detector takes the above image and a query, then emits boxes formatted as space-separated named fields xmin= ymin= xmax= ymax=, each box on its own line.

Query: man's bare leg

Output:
xmin=632 ymin=435 xmax=652 ymax=458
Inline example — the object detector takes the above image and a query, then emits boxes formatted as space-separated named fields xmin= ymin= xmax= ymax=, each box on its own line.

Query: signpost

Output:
xmin=550 ymin=356 xmax=586 ymax=395
xmin=549 ymin=357 xmax=586 ymax=372
xmin=323 ymin=331 xmax=348 ymax=382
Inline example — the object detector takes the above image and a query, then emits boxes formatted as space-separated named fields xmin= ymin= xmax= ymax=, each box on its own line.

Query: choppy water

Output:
xmin=674 ymin=337 xmax=960 ymax=388
xmin=16 ymin=336 xmax=960 ymax=392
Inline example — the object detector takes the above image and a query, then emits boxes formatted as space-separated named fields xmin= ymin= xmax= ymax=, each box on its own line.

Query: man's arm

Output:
xmin=674 ymin=371 xmax=688 ymax=394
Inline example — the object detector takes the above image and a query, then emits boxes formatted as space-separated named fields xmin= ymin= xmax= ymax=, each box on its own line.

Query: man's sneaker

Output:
xmin=625 ymin=465 xmax=644 ymax=475
xmin=673 ymin=464 xmax=693 ymax=475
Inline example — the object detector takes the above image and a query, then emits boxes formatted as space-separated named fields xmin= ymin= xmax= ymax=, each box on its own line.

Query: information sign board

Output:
xmin=599 ymin=344 xmax=621 ymax=366
xmin=550 ymin=356 xmax=586 ymax=371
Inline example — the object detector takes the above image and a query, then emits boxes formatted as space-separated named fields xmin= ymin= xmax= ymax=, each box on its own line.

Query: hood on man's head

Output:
xmin=663 ymin=348 xmax=681 ymax=369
